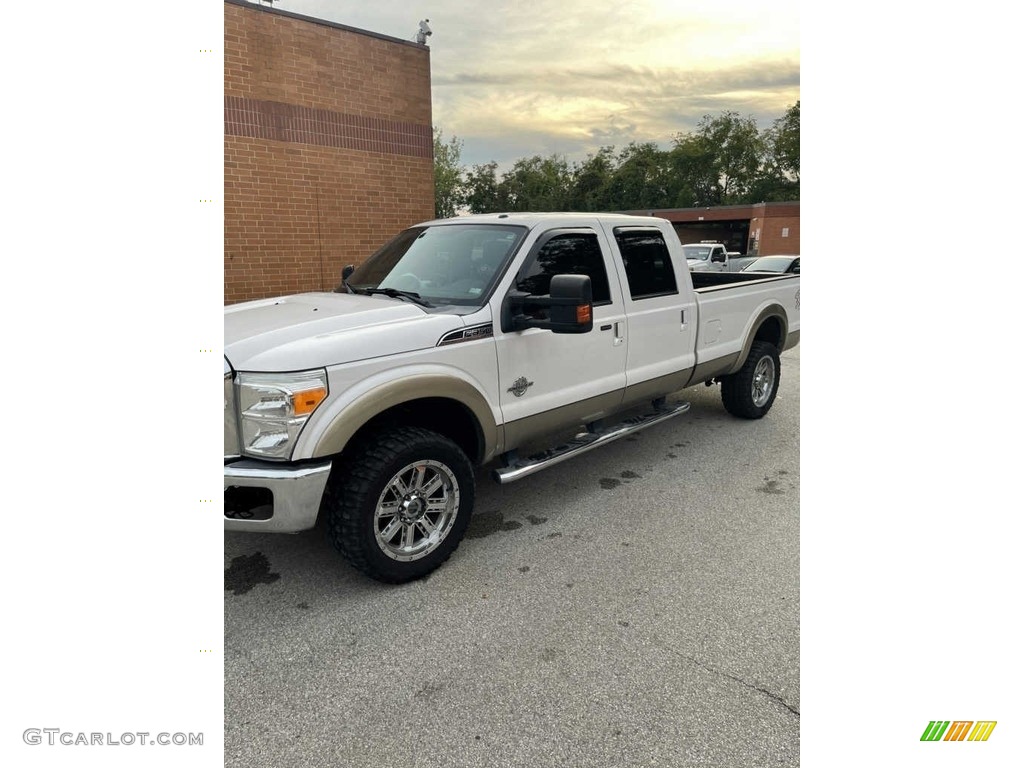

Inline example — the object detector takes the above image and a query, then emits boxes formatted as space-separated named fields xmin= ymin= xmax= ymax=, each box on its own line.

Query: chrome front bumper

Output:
xmin=224 ymin=459 xmax=332 ymax=533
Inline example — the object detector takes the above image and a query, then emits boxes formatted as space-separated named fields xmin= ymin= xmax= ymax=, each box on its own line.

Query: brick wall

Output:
xmin=224 ymin=0 xmax=434 ymax=303
xmin=752 ymin=215 xmax=800 ymax=256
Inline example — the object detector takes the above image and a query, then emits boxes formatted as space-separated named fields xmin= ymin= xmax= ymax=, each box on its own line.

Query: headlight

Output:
xmin=237 ymin=369 xmax=329 ymax=459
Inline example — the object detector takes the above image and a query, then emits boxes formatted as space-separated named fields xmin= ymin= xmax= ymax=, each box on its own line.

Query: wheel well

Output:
xmin=345 ymin=397 xmax=484 ymax=465
xmin=754 ymin=315 xmax=785 ymax=350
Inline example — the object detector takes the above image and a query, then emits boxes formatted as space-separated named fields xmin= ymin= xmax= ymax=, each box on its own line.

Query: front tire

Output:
xmin=325 ymin=426 xmax=475 ymax=583
xmin=721 ymin=341 xmax=781 ymax=419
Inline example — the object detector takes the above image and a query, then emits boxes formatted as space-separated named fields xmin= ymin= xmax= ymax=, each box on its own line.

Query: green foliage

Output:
xmin=768 ymin=101 xmax=800 ymax=181
xmin=606 ymin=142 xmax=673 ymax=210
xmin=499 ymin=155 xmax=572 ymax=211
xmin=754 ymin=101 xmax=800 ymax=201
xmin=432 ymin=128 xmax=464 ymax=219
xmin=703 ymin=111 xmax=763 ymax=202
xmin=567 ymin=146 xmax=615 ymax=211
xmin=463 ymin=161 xmax=502 ymax=214
xmin=435 ymin=103 xmax=799 ymax=215
xmin=665 ymin=136 xmax=719 ymax=207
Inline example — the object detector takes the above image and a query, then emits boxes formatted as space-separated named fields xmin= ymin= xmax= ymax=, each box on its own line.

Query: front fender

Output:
xmin=297 ymin=366 xmax=502 ymax=462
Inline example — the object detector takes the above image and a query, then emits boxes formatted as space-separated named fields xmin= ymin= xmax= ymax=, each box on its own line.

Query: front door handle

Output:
xmin=613 ymin=321 xmax=624 ymax=346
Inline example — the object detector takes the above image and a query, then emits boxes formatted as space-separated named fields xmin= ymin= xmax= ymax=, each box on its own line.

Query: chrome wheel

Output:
xmin=751 ymin=355 xmax=776 ymax=408
xmin=374 ymin=460 xmax=460 ymax=562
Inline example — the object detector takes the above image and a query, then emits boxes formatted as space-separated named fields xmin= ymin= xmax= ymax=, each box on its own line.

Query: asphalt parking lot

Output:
xmin=225 ymin=345 xmax=799 ymax=768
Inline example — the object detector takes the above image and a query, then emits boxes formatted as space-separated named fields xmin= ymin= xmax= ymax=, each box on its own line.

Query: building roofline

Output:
xmin=622 ymin=200 xmax=799 ymax=222
xmin=635 ymin=201 xmax=799 ymax=215
xmin=225 ymin=0 xmax=428 ymax=50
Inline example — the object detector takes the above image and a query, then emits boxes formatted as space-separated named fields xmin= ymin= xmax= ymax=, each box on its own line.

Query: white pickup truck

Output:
xmin=224 ymin=213 xmax=800 ymax=582
xmin=682 ymin=242 xmax=757 ymax=273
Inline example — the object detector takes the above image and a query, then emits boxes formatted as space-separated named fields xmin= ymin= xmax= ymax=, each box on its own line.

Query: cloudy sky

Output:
xmin=258 ymin=0 xmax=798 ymax=169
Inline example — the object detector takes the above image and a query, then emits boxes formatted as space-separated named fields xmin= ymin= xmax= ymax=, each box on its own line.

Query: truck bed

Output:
xmin=688 ymin=271 xmax=800 ymax=380
xmin=690 ymin=271 xmax=797 ymax=291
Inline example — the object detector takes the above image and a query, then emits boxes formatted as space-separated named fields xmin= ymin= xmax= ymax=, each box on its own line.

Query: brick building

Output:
xmin=224 ymin=0 xmax=434 ymax=303
xmin=627 ymin=202 xmax=800 ymax=256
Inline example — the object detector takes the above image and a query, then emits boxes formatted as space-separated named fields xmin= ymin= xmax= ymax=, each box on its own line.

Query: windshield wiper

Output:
xmin=360 ymin=287 xmax=433 ymax=308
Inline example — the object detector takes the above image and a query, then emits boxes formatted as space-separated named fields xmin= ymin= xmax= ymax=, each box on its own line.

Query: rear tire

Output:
xmin=324 ymin=426 xmax=475 ymax=583
xmin=721 ymin=341 xmax=781 ymax=419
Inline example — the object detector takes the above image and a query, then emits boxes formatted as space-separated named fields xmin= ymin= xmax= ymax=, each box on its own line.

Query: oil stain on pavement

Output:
xmin=225 ymin=552 xmax=281 ymax=595
xmin=466 ymin=512 xmax=523 ymax=539
xmin=757 ymin=469 xmax=794 ymax=495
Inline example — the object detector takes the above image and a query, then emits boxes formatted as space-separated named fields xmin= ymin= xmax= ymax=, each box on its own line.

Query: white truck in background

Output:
xmin=682 ymin=242 xmax=757 ymax=273
xmin=224 ymin=213 xmax=800 ymax=583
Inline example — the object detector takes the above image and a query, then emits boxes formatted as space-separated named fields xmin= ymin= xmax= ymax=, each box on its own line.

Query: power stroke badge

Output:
xmin=507 ymin=377 xmax=534 ymax=397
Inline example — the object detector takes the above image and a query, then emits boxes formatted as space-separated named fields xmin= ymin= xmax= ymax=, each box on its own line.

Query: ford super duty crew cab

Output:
xmin=224 ymin=213 xmax=800 ymax=583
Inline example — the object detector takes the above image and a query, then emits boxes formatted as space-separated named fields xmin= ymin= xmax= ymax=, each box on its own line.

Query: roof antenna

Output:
xmin=415 ymin=19 xmax=432 ymax=44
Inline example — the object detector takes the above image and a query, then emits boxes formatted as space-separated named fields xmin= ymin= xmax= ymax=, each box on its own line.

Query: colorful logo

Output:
xmin=920 ymin=721 xmax=997 ymax=742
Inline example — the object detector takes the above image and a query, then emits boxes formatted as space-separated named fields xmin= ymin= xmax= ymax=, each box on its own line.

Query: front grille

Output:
xmin=224 ymin=364 xmax=240 ymax=459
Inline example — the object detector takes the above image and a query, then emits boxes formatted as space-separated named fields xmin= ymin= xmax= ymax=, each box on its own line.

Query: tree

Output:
xmin=498 ymin=155 xmax=573 ymax=211
xmin=766 ymin=101 xmax=799 ymax=183
xmin=451 ymin=103 xmax=799 ymax=214
xmin=605 ymin=142 xmax=671 ymax=210
xmin=747 ymin=101 xmax=800 ymax=201
xmin=692 ymin=111 xmax=763 ymax=204
xmin=464 ymin=161 xmax=503 ymax=214
xmin=666 ymin=135 xmax=720 ymax=207
xmin=568 ymin=146 xmax=615 ymax=211
xmin=432 ymin=128 xmax=464 ymax=218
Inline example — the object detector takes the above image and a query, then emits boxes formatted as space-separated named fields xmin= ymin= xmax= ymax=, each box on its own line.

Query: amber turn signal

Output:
xmin=576 ymin=305 xmax=592 ymax=324
xmin=291 ymin=386 xmax=328 ymax=415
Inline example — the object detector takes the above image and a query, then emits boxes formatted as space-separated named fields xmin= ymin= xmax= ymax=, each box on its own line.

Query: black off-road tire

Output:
xmin=721 ymin=341 xmax=781 ymax=419
xmin=324 ymin=426 xmax=475 ymax=583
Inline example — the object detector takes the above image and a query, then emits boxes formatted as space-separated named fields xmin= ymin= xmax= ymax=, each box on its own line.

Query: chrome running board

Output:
xmin=492 ymin=401 xmax=691 ymax=484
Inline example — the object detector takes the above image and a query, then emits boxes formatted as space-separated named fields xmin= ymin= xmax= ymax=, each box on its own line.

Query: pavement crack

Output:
xmin=683 ymin=654 xmax=800 ymax=717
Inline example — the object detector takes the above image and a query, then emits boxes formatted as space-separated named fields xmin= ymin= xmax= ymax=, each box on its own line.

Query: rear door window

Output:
xmin=613 ymin=228 xmax=678 ymax=300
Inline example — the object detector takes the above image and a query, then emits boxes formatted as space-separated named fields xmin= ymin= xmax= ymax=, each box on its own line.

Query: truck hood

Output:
xmin=225 ymin=292 xmax=464 ymax=372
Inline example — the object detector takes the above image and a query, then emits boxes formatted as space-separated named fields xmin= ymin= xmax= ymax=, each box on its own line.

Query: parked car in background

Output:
xmin=741 ymin=255 xmax=800 ymax=274
xmin=682 ymin=243 xmax=757 ymax=273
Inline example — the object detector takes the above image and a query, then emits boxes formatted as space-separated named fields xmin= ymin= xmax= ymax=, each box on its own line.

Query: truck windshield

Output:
xmin=349 ymin=224 xmax=527 ymax=307
xmin=683 ymin=245 xmax=712 ymax=260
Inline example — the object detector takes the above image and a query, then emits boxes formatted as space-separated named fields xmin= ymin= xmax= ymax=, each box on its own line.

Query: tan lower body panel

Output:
xmin=504 ymin=367 xmax=699 ymax=454
xmin=684 ymin=353 xmax=740 ymax=388
xmin=502 ymin=389 xmax=625 ymax=453
xmin=621 ymin=369 xmax=692 ymax=409
xmin=500 ymin=346 xmax=769 ymax=456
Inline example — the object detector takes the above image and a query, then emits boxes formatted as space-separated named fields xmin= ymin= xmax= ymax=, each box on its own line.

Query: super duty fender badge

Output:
xmin=795 ymin=288 xmax=800 ymax=310
xmin=507 ymin=377 xmax=534 ymax=397
xmin=437 ymin=323 xmax=494 ymax=346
